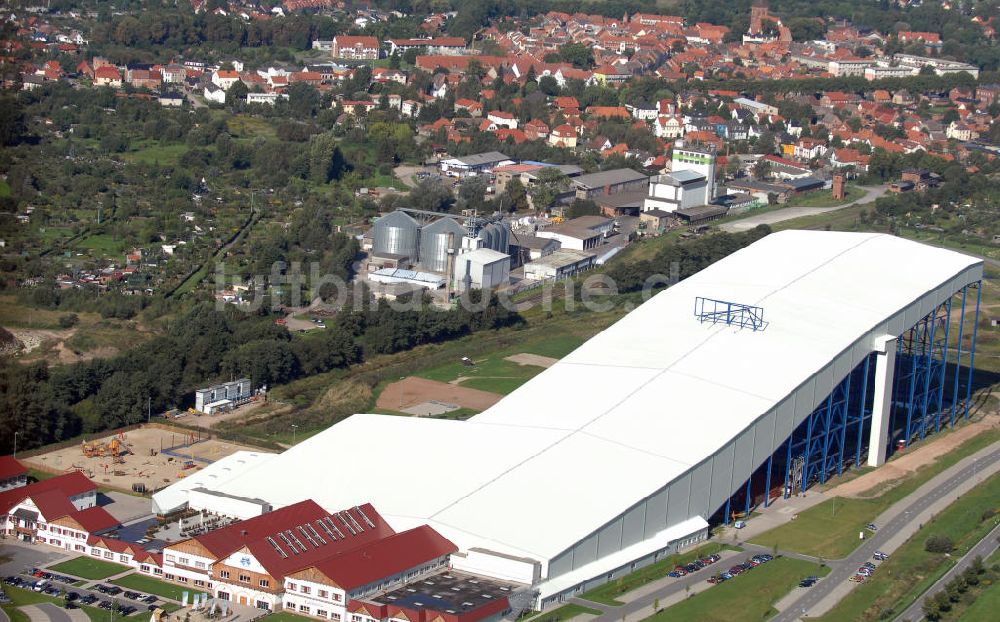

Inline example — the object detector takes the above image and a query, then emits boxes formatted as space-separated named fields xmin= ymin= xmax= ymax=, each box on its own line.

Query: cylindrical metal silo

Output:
xmin=495 ymin=222 xmax=510 ymax=253
xmin=373 ymin=210 xmax=420 ymax=259
xmin=419 ymin=217 xmax=467 ymax=273
xmin=478 ymin=225 xmax=495 ymax=251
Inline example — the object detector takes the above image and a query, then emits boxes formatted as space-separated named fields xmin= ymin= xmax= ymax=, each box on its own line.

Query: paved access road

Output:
xmin=771 ymin=444 xmax=1000 ymax=622
xmin=721 ymin=184 xmax=888 ymax=232
xmin=893 ymin=520 xmax=1000 ymax=622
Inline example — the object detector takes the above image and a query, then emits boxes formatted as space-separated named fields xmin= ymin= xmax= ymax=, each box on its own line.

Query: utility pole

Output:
xmin=147 ymin=396 xmax=151 ymax=424
xmin=13 ymin=431 xmax=18 ymax=458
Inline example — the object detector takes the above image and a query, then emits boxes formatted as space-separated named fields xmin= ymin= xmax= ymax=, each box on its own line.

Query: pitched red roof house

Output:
xmin=297 ymin=526 xmax=457 ymax=591
xmin=0 ymin=456 xmax=27 ymax=484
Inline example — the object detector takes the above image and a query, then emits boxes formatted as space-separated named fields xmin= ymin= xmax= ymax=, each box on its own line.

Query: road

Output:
xmin=721 ymin=184 xmax=888 ymax=232
xmin=893 ymin=520 xmax=1000 ymax=622
xmin=772 ymin=443 xmax=1000 ymax=621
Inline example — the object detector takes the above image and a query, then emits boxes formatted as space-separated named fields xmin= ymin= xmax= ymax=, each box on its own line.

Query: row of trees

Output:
xmin=0 ymin=291 xmax=523 ymax=454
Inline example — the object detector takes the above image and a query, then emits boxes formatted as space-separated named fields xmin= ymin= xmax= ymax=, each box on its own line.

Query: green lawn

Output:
xmin=958 ymin=551 xmax=1000 ymax=621
xmin=524 ymin=603 xmax=603 ymax=622
xmin=750 ymin=425 xmax=1000 ymax=559
xmin=415 ymin=334 xmax=584 ymax=395
xmin=112 ymin=573 xmax=189 ymax=601
xmin=120 ymin=141 xmax=189 ymax=166
xmin=74 ymin=233 xmax=126 ymax=255
xmin=645 ymin=557 xmax=829 ymax=622
xmin=783 ymin=185 xmax=865 ymax=208
xmin=581 ymin=543 xmax=741 ymax=606
xmin=811 ymin=469 xmax=1000 ymax=622
xmin=48 ymin=556 xmax=131 ymax=580
xmin=0 ymin=179 xmax=11 ymax=197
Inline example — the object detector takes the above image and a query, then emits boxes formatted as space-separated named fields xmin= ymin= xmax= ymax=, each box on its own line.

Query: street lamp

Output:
xmin=291 ymin=424 xmax=298 ymax=445
xmin=13 ymin=431 xmax=18 ymax=458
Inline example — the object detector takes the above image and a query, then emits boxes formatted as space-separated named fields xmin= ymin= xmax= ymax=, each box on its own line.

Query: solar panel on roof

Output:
xmin=355 ymin=506 xmax=376 ymax=529
xmin=346 ymin=511 xmax=364 ymax=533
xmin=317 ymin=519 xmax=337 ymax=541
xmin=266 ymin=536 xmax=288 ymax=559
xmin=277 ymin=531 xmax=299 ymax=554
xmin=324 ymin=516 xmax=345 ymax=539
xmin=298 ymin=525 xmax=319 ymax=547
xmin=338 ymin=513 xmax=357 ymax=535
xmin=305 ymin=523 xmax=326 ymax=545
xmin=286 ymin=529 xmax=308 ymax=551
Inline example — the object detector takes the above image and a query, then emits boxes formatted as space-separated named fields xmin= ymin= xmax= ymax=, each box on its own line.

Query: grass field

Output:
xmin=414 ymin=334 xmax=584 ymax=394
xmin=112 ymin=573 xmax=188 ymax=601
xmin=646 ymin=557 xmax=829 ymax=622
xmin=525 ymin=603 xmax=603 ymax=622
xmin=0 ymin=179 xmax=11 ymax=197
xmin=580 ymin=543 xmax=742 ymax=606
xmin=48 ymin=556 xmax=131 ymax=580
xmin=750 ymin=424 xmax=1000 ymax=559
xmin=74 ymin=233 xmax=126 ymax=255
xmin=121 ymin=141 xmax=189 ymax=166
xmin=811 ymin=469 xmax=1000 ymax=622
xmin=783 ymin=185 xmax=865 ymax=208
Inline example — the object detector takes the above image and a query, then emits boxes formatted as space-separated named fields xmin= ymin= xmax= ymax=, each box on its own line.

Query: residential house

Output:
xmin=332 ymin=36 xmax=380 ymax=60
xmin=548 ymin=124 xmax=577 ymax=148
xmin=93 ymin=65 xmax=122 ymax=87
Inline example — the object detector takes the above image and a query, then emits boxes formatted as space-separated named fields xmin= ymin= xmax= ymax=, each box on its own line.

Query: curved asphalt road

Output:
xmin=771 ymin=444 xmax=1000 ymax=622
xmin=721 ymin=184 xmax=888 ymax=232
xmin=893 ymin=520 xmax=1000 ymax=622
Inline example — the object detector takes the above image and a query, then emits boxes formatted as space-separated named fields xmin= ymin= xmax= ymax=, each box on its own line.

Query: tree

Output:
xmin=559 ymin=42 xmax=595 ymax=69
xmin=504 ymin=177 xmax=528 ymax=212
xmin=288 ymin=82 xmax=321 ymax=118
xmin=410 ymin=178 xmax=455 ymax=212
xmin=307 ymin=133 xmax=348 ymax=183
xmin=227 ymin=80 xmax=248 ymax=106
xmin=538 ymin=75 xmax=560 ymax=96
xmin=528 ymin=168 xmax=568 ymax=211
xmin=752 ymin=158 xmax=772 ymax=179
xmin=925 ymin=534 xmax=954 ymax=553
xmin=0 ymin=95 xmax=26 ymax=146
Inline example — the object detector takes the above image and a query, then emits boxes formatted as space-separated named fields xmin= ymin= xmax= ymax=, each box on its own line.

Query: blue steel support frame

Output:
xmin=950 ymin=285 xmax=968 ymax=426
xmin=720 ymin=282 xmax=981 ymax=525
xmin=853 ymin=355 xmax=872 ymax=468
xmin=965 ymin=284 xmax=982 ymax=417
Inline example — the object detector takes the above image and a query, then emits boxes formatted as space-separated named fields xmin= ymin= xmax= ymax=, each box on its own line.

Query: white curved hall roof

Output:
xmin=187 ymin=231 xmax=983 ymax=567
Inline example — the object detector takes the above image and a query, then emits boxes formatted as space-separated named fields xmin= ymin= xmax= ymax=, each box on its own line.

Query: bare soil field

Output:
xmin=376 ymin=376 xmax=502 ymax=413
xmin=828 ymin=413 xmax=1000 ymax=498
xmin=22 ymin=425 xmax=272 ymax=493
xmin=505 ymin=353 xmax=559 ymax=368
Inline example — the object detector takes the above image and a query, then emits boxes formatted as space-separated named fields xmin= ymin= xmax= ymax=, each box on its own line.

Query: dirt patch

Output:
xmin=377 ymin=376 xmax=502 ymax=413
xmin=505 ymin=353 xmax=559 ymax=368
xmin=827 ymin=414 xmax=1000 ymax=498
xmin=5 ymin=327 xmax=73 ymax=354
xmin=21 ymin=425 xmax=272 ymax=493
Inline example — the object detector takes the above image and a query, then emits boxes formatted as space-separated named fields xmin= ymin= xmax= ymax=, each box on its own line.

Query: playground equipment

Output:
xmin=81 ymin=437 xmax=132 ymax=459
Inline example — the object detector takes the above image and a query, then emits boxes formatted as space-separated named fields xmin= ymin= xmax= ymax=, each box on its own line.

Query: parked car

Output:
xmin=865 ymin=523 xmax=878 ymax=531
xmin=32 ymin=580 xmax=48 ymax=592
xmin=81 ymin=594 xmax=98 ymax=605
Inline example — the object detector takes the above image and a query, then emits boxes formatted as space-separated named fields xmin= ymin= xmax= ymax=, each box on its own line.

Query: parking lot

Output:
xmin=4 ymin=567 xmax=167 ymax=618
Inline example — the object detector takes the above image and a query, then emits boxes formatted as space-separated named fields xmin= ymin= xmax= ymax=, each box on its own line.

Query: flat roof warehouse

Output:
xmin=155 ymin=231 xmax=982 ymax=607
